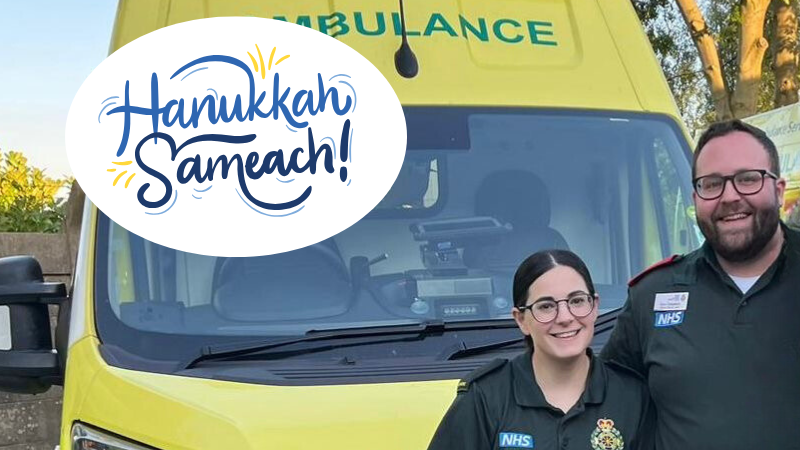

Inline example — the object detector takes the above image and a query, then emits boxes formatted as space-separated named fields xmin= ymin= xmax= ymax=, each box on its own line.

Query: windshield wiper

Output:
xmin=442 ymin=309 xmax=622 ymax=360
xmin=442 ymin=337 xmax=525 ymax=360
xmin=180 ymin=320 xmax=516 ymax=370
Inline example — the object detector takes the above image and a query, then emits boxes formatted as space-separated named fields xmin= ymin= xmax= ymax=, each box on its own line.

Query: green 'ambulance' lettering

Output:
xmin=493 ymin=19 xmax=523 ymax=43
xmin=354 ymin=12 xmax=385 ymax=36
xmin=527 ymin=21 xmax=557 ymax=46
xmin=319 ymin=12 xmax=349 ymax=37
xmin=272 ymin=12 xmax=558 ymax=46
xmin=423 ymin=13 xmax=458 ymax=37
xmin=391 ymin=12 xmax=421 ymax=36
xmin=459 ymin=16 xmax=489 ymax=42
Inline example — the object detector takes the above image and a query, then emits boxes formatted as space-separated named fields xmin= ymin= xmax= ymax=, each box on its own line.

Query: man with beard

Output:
xmin=602 ymin=119 xmax=800 ymax=450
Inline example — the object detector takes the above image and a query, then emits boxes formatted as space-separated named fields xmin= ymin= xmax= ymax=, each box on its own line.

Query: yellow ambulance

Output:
xmin=0 ymin=1 xmax=699 ymax=449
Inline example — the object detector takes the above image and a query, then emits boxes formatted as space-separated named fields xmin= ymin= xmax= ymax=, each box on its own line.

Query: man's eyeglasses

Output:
xmin=693 ymin=169 xmax=778 ymax=201
xmin=517 ymin=292 xmax=596 ymax=324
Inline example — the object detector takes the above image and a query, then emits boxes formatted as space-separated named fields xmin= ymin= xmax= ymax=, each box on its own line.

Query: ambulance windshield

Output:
xmin=95 ymin=107 xmax=699 ymax=350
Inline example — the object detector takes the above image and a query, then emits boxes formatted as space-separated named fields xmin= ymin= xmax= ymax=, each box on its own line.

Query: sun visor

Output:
xmin=404 ymin=107 xmax=471 ymax=150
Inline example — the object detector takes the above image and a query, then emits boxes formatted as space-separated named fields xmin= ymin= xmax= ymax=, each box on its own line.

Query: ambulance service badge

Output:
xmin=590 ymin=418 xmax=624 ymax=450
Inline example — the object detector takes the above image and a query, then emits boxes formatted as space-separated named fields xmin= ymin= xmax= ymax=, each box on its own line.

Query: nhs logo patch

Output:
xmin=655 ymin=311 xmax=684 ymax=327
xmin=499 ymin=432 xmax=534 ymax=448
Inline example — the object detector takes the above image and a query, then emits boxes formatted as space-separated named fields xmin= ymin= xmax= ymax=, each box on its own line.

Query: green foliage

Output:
xmin=635 ymin=0 xmax=713 ymax=134
xmin=635 ymin=0 xmax=788 ymax=135
xmin=706 ymin=1 xmax=777 ymax=114
xmin=0 ymin=150 xmax=74 ymax=233
xmin=632 ymin=0 xmax=678 ymax=57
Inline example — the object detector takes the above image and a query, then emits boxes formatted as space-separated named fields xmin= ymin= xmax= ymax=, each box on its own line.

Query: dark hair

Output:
xmin=513 ymin=249 xmax=596 ymax=349
xmin=693 ymin=119 xmax=780 ymax=179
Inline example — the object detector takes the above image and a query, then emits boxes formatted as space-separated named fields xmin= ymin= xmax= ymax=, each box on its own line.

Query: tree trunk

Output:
xmin=773 ymin=0 xmax=799 ymax=107
xmin=731 ymin=0 xmax=771 ymax=118
xmin=675 ymin=0 xmax=734 ymax=120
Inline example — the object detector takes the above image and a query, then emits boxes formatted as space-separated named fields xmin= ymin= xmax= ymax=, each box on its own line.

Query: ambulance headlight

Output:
xmin=72 ymin=423 xmax=159 ymax=450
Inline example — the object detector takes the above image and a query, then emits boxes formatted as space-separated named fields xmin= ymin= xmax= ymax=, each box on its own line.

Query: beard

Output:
xmin=697 ymin=199 xmax=781 ymax=263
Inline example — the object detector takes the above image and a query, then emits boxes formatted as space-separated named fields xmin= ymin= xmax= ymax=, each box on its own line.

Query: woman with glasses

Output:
xmin=428 ymin=249 xmax=653 ymax=450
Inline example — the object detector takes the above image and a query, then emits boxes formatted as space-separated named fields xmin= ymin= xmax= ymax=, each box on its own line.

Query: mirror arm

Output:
xmin=0 ymin=282 xmax=67 ymax=304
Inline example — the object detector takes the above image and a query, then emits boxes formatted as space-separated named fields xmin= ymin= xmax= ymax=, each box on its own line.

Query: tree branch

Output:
xmin=731 ymin=0 xmax=771 ymax=117
xmin=674 ymin=0 xmax=733 ymax=120
xmin=773 ymin=0 xmax=799 ymax=107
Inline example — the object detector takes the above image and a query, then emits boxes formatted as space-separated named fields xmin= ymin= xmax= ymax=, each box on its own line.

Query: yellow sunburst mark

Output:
xmin=113 ymin=170 xmax=128 ymax=186
xmin=112 ymin=161 xmax=132 ymax=166
xmin=255 ymin=44 xmax=266 ymax=80
xmin=268 ymin=46 xmax=276 ymax=70
xmin=124 ymin=173 xmax=136 ymax=188
xmin=247 ymin=52 xmax=259 ymax=72
xmin=249 ymin=45 xmax=290 ymax=75
xmin=107 ymin=168 xmax=116 ymax=172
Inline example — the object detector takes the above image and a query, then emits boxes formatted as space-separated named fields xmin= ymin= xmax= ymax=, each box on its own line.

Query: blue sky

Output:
xmin=0 ymin=1 xmax=119 ymax=179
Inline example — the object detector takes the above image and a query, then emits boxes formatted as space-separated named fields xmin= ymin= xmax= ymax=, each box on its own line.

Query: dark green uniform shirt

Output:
xmin=427 ymin=350 xmax=652 ymax=450
xmin=602 ymin=223 xmax=800 ymax=450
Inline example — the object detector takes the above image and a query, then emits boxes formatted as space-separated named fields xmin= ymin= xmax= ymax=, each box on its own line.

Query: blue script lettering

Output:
xmin=134 ymin=120 xmax=350 ymax=211
xmin=106 ymin=55 xmax=353 ymax=157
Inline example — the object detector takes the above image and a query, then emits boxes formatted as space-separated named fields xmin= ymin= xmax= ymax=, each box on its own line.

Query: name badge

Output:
xmin=653 ymin=292 xmax=689 ymax=311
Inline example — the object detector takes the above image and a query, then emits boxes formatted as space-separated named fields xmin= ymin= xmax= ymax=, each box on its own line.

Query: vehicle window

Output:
xmin=652 ymin=136 xmax=700 ymax=255
xmin=96 ymin=108 xmax=697 ymax=350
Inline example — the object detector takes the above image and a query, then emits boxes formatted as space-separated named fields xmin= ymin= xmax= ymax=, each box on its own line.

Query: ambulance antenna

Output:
xmin=394 ymin=0 xmax=419 ymax=78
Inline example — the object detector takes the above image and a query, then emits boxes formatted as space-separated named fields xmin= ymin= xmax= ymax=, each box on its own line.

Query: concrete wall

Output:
xmin=0 ymin=232 xmax=71 ymax=450
xmin=0 ymin=233 xmax=71 ymax=284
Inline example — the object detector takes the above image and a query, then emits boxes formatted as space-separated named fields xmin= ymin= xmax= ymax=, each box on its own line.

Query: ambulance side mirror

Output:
xmin=0 ymin=256 xmax=66 ymax=394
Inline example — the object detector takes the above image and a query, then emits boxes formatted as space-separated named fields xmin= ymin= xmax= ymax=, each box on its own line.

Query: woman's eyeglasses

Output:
xmin=518 ymin=292 xmax=595 ymax=324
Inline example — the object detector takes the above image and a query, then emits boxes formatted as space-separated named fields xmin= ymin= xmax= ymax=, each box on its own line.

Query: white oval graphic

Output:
xmin=66 ymin=17 xmax=406 ymax=257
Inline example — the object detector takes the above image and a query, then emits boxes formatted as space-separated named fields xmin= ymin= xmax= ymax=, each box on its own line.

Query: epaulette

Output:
xmin=457 ymin=358 xmax=507 ymax=393
xmin=628 ymin=254 xmax=682 ymax=287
